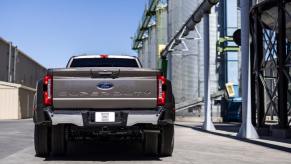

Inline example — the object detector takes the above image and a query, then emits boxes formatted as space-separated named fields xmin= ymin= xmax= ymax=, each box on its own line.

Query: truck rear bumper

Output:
xmin=46 ymin=108 xmax=164 ymax=127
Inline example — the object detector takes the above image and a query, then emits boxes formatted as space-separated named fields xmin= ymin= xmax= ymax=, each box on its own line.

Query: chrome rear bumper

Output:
xmin=47 ymin=108 xmax=163 ymax=127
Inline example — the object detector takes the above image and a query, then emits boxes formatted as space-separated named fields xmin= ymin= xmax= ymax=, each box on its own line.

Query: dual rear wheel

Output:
xmin=34 ymin=125 xmax=66 ymax=157
xmin=143 ymin=124 xmax=174 ymax=156
xmin=35 ymin=124 xmax=174 ymax=157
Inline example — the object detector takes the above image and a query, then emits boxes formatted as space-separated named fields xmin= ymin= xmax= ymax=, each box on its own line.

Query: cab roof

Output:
xmin=73 ymin=55 xmax=137 ymax=59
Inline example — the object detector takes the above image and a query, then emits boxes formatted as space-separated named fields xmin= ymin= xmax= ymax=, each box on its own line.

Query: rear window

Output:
xmin=69 ymin=58 xmax=139 ymax=68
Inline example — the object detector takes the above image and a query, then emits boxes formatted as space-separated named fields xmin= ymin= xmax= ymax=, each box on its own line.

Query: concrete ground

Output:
xmin=0 ymin=119 xmax=33 ymax=159
xmin=0 ymin=120 xmax=290 ymax=164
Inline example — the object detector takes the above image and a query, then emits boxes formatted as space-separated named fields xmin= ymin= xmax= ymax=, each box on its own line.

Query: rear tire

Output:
xmin=143 ymin=132 xmax=159 ymax=156
xmin=51 ymin=125 xmax=66 ymax=156
xmin=34 ymin=124 xmax=50 ymax=157
xmin=159 ymin=124 xmax=174 ymax=156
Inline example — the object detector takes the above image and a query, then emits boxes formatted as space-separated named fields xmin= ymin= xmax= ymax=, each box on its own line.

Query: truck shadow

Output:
xmin=45 ymin=141 xmax=161 ymax=162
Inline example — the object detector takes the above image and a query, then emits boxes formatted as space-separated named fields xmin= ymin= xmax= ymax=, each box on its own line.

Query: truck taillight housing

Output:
xmin=157 ymin=75 xmax=166 ymax=106
xmin=100 ymin=54 xmax=109 ymax=58
xmin=43 ymin=75 xmax=53 ymax=106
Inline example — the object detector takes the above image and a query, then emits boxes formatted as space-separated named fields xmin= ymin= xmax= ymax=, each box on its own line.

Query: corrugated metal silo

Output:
xmin=156 ymin=3 xmax=168 ymax=68
xmin=141 ymin=37 xmax=149 ymax=68
xmin=167 ymin=0 xmax=204 ymax=106
xmin=148 ymin=24 xmax=157 ymax=69
xmin=167 ymin=0 xmax=220 ymax=118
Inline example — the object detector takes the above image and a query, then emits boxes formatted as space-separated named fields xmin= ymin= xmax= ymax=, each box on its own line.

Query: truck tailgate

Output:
xmin=52 ymin=68 xmax=159 ymax=109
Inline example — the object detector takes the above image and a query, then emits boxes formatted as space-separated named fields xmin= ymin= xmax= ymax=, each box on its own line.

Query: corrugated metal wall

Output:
xmin=166 ymin=0 xmax=219 ymax=117
xmin=0 ymin=37 xmax=46 ymax=119
xmin=0 ymin=37 xmax=46 ymax=89
xmin=156 ymin=4 xmax=168 ymax=44
xmin=0 ymin=39 xmax=10 ymax=82
xmin=141 ymin=37 xmax=149 ymax=68
xmin=15 ymin=51 xmax=46 ymax=88
xmin=156 ymin=3 xmax=168 ymax=68
xmin=135 ymin=1 xmax=220 ymax=116
xmin=148 ymin=24 xmax=157 ymax=69
xmin=140 ymin=25 xmax=158 ymax=69
xmin=168 ymin=0 xmax=205 ymax=105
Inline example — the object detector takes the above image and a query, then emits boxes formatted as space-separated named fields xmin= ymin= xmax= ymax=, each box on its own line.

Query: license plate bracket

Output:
xmin=95 ymin=112 xmax=115 ymax=122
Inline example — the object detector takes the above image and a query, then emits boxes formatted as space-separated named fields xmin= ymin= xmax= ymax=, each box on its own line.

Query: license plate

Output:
xmin=95 ymin=112 xmax=115 ymax=122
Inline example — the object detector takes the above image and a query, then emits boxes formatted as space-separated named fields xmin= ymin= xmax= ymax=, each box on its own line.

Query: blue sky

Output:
xmin=0 ymin=0 xmax=147 ymax=68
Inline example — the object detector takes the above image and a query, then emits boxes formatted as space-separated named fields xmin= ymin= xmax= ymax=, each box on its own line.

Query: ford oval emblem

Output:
xmin=97 ymin=82 xmax=114 ymax=90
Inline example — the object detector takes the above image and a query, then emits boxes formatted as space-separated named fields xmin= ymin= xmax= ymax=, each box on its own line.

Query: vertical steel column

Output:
xmin=250 ymin=20 xmax=256 ymax=126
xmin=202 ymin=14 xmax=215 ymax=131
xmin=253 ymin=9 xmax=265 ymax=128
xmin=277 ymin=0 xmax=288 ymax=129
xmin=13 ymin=47 xmax=18 ymax=83
xmin=8 ymin=42 xmax=12 ymax=82
xmin=237 ymin=0 xmax=258 ymax=138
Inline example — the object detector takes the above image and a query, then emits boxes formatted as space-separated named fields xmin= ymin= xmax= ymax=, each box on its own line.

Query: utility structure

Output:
xmin=132 ymin=0 xmax=160 ymax=69
xmin=132 ymin=0 xmax=159 ymax=50
xmin=158 ymin=0 xmax=241 ymax=124
xmin=132 ymin=0 xmax=262 ymax=138
xmin=161 ymin=0 xmax=219 ymax=131
xmin=132 ymin=0 xmax=221 ymax=131
xmin=237 ymin=0 xmax=258 ymax=139
xmin=203 ymin=14 xmax=216 ymax=130
xmin=217 ymin=0 xmax=242 ymax=122
xmin=250 ymin=0 xmax=291 ymax=138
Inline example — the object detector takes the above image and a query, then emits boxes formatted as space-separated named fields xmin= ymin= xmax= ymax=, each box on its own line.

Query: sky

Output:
xmin=0 ymin=0 xmax=147 ymax=68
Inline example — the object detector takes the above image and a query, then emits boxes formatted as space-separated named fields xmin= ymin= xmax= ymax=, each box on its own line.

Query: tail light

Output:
xmin=100 ymin=54 xmax=109 ymax=58
xmin=157 ymin=75 xmax=166 ymax=106
xmin=43 ymin=75 xmax=53 ymax=106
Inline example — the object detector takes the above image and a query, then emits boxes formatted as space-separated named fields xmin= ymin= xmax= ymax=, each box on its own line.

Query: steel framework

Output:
xmin=132 ymin=0 xmax=159 ymax=50
xmin=160 ymin=0 xmax=218 ymax=57
xmin=250 ymin=0 xmax=291 ymax=130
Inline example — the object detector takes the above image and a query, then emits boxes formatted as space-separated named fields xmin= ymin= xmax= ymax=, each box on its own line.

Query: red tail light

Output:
xmin=100 ymin=54 xmax=109 ymax=58
xmin=157 ymin=75 xmax=166 ymax=106
xmin=43 ymin=75 xmax=53 ymax=106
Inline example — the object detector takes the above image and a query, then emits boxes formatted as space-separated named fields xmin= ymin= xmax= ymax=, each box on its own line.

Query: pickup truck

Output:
xmin=33 ymin=55 xmax=175 ymax=157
